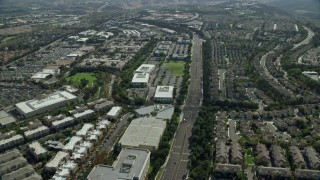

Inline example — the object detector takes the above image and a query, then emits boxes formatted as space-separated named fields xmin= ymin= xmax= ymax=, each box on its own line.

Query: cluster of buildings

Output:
xmin=0 ymin=149 xmax=42 ymax=180
xmin=214 ymin=112 xmax=244 ymax=178
xmin=130 ymin=63 xmax=174 ymax=103
xmin=255 ymin=144 xmax=320 ymax=179
xmin=45 ymin=120 xmax=110 ymax=179
xmin=172 ymin=36 xmax=190 ymax=60
xmin=87 ymin=101 xmax=175 ymax=179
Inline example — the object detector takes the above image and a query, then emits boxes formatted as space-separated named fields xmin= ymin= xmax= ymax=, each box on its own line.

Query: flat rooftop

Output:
xmin=135 ymin=64 xmax=155 ymax=74
xmin=0 ymin=110 xmax=16 ymax=126
xmin=132 ymin=73 xmax=150 ymax=84
xmin=15 ymin=91 xmax=77 ymax=114
xmin=119 ymin=117 xmax=166 ymax=150
xmin=87 ymin=148 xmax=150 ymax=180
xmin=154 ymin=86 xmax=174 ymax=98
xmin=28 ymin=141 xmax=47 ymax=155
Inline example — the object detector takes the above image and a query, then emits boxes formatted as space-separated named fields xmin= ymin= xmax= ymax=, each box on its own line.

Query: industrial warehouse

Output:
xmin=15 ymin=91 xmax=78 ymax=118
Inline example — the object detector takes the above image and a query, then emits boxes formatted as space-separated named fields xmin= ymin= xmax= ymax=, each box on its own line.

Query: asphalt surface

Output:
xmin=161 ymin=34 xmax=203 ymax=180
xmin=228 ymin=120 xmax=240 ymax=142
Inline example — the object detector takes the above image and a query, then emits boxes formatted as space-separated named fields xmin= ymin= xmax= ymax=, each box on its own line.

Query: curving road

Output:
xmin=161 ymin=34 xmax=203 ymax=180
xmin=293 ymin=26 xmax=315 ymax=50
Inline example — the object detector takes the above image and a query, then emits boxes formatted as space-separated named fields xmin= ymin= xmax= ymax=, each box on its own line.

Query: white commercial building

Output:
xmin=24 ymin=125 xmax=50 ymax=140
xmin=15 ymin=91 xmax=78 ymax=118
xmin=63 ymin=136 xmax=82 ymax=152
xmin=52 ymin=117 xmax=75 ymax=130
xmin=88 ymin=148 xmax=150 ymax=180
xmin=154 ymin=86 xmax=174 ymax=103
xmin=28 ymin=141 xmax=48 ymax=161
xmin=76 ymin=123 xmax=94 ymax=137
xmin=132 ymin=73 xmax=150 ymax=87
xmin=119 ymin=117 xmax=167 ymax=151
xmin=106 ymin=106 xmax=122 ymax=120
xmin=45 ymin=151 xmax=70 ymax=172
xmin=135 ymin=64 xmax=155 ymax=74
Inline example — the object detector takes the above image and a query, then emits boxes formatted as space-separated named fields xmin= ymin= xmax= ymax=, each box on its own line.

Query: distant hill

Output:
xmin=269 ymin=0 xmax=320 ymax=19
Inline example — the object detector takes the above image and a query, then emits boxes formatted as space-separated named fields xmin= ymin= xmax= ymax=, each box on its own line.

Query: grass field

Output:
xmin=165 ymin=61 xmax=185 ymax=76
xmin=66 ymin=73 xmax=97 ymax=87
xmin=245 ymin=148 xmax=254 ymax=167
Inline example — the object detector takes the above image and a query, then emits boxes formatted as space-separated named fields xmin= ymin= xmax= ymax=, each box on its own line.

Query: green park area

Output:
xmin=245 ymin=148 xmax=254 ymax=167
xmin=66 ymin=73 xmax=97 ymax=88
xmin=165 ymin=61 xmax=185 ymax=76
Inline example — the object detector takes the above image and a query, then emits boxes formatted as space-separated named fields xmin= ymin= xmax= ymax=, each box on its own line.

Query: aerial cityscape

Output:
xmin=0 ymin=0 xmax=320 ymax=179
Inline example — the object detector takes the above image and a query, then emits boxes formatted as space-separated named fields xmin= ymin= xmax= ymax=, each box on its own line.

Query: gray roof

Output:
xmin=0 ymin=149 xmax=21 ymax=164
xmin=88 ymin=148 xmax=150 ymax=180
xmin=0 ymin=111 xmax=9 ymax=119
xmin=135 ymin=106 xmax=154 ymax=115
xmin=0 ymin=111 xmax=16 ymax=126
xmin=156 ymin=107 xmax=174 ymax=120
xmin=271 ymin=145 xmax=288 ymax=167
xmin=305 ymin=147 xmax=320 ymax=169
xmin=258 ymin=166 xmax=291 ymax=177
xmin=295 ymin=169 xmax=320 ymax=178
xmin=0 ymin=157 xmax=28 ymax=175
xmin=2 ymin=165 xmax=39 ymax=180
xmin=214 ymin=163 xmax=242 ymax=173
xmin=290 ymin=146 xmax=306 ymax=167
xmin=118 ymin=117 xmax=166 ymax=151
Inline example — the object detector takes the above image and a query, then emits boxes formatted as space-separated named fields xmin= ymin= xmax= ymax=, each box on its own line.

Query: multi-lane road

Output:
xmin=161 ymin=34 xmax=203 ymax=180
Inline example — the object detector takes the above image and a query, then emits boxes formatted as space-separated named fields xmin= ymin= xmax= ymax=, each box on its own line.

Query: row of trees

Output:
xmin=189 ymin=106 xmax=218 ymax=180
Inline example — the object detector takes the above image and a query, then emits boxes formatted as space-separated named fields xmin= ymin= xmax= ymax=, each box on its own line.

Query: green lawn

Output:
xmin=245 ymin=148 xmax=254 ymax=167
xmin=165 ymin=61 xmax=185 ymax=76
xmin=66 ymin=73 xmax=97 ymax=87
xmin=245 ymin=155 xmax=254 ymax=166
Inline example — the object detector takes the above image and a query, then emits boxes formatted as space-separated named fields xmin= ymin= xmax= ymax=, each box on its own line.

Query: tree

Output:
xmin=80 ymin=78 xmax=89 ymax=88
